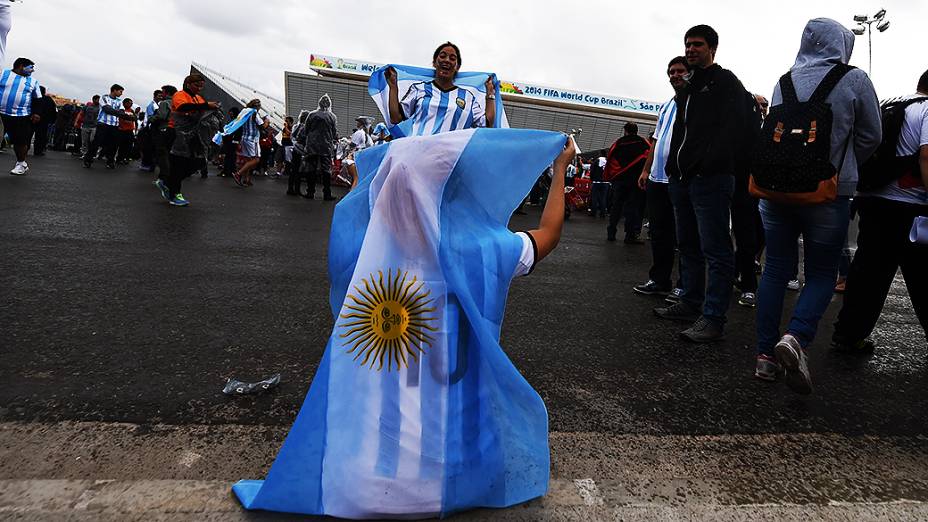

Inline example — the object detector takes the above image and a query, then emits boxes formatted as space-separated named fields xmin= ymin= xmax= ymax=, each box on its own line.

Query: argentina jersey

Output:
xmin=97 ymin=94 xmax=122 ymax=127
xmin=400 ymin=81 xmax=486 ymax=136
xmin=0 ymin=69 xmax=41 ymax=117
xmin=649 ymin=97 xmax=677 ymax=183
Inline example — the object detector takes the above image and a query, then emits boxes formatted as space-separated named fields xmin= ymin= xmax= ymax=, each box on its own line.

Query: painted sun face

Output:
xmin=339 ymin=269 xmax=438 ymax=372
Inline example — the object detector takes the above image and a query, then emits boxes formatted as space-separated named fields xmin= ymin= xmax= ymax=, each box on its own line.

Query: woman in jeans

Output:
xmin=753 ymin=18 xmax=881 ymax=395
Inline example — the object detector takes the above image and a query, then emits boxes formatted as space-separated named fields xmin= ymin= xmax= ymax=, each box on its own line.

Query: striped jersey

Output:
xmin=241 ymin=111 xmax=268 ymax=141
xmin=0 ymin=69 xmax=41 ymax=117
xmin=97 ymin=94 xmax=123 ymax=127
xmin=648 ymin=97 xmax=677 ymax=183
xmin=400 ymin=81 xmax=486 ymax=136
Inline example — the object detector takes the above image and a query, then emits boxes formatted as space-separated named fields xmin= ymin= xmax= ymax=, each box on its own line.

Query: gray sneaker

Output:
xmin=653 ymin=301 xmax=699 ymax=322
xmin=774 ymin=334 xmax=812 ymax=395
xmin=754 ymin=355 xmax=782 ymax=382
xmin=679 ymin=316 xmax=725 ymax=343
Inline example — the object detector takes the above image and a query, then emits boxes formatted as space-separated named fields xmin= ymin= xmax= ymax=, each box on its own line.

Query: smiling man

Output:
xmin=656 ymin=24 xmax=750 ymax=343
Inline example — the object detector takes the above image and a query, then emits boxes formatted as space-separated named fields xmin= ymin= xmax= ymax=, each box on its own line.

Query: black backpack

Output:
xmin=750 ymin=64 xmax=853 ymax=203
xmin=856 ymin=96 xmax=928 ymax=192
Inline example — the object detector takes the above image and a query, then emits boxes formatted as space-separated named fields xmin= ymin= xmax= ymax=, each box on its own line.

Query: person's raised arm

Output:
xmin=484 ymin=76 xmax=497 ymax=128
xmin=386 ymin=67 xmax=405 ymax=125
xmin=527 ymin=136 xmax=577 ymax=262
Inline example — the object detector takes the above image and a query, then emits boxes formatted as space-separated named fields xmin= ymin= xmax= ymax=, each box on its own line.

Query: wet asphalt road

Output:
xmin=1 ymin=151 xmax=927 ymax=437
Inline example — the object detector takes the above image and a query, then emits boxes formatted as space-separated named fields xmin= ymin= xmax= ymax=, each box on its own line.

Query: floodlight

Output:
xmin=852 ymin=27 xmax=866 ymax=35
xmin=853 ymin=15 xmax=868 ymax=22
xmin=877 ymin=20 xmax=890 ymax=32
xmin=874 ymin=9 xmax=887 ymax=20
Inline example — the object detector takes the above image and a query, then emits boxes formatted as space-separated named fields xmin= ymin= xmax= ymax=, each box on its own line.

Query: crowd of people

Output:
xmin=565 ymin=20 xmax=926 ymax=397
xmin=1 ymin=20 xmax=925 ymax=398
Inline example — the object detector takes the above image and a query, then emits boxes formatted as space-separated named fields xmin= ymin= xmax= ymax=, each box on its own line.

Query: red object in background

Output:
xmin=566 ymin=169 xmax=591 ymax=212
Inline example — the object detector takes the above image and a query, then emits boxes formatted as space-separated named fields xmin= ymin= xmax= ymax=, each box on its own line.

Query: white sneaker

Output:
xmin=787 ymin=279 xmax=801 ymax=291
xmin=10 ymin=162 xmax=27 ymax=175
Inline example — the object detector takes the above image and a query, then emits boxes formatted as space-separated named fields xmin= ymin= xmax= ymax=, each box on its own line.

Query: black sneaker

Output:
xmin=653 ymin=301 xmax=700 ymax=322
xmin=679 ymin=316 xmax=725 ymax=343
xmin=633 ymin=280 xmax=670 ymax=296
xmin=82 ymin=159 xmax=92 ymax=168
xmin=105 ymin=161 xmax=116 ymax=169
xmin=624 ymin=235 xmax=645 ymax=245
xmin=831 ymin=332 xmax=876 ymax=353
xmin=664 ymin=287 xmax=683 ymax=303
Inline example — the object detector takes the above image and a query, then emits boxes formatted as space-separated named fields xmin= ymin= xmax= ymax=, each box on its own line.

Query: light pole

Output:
xmin=851 ymin=9 xmax=890 ymax=75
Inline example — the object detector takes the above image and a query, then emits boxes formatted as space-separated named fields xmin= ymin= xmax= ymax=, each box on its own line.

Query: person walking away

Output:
xmin=157 ymin=74 xmax=219 ymax=206
xmin=139 ymin=89 xmax=161 ymax=171
xmin=148 ymin=84 xmax=176 ymax=183
xmin=232 ymin=99 xmax=268 ymax=187
xmin=79 ymin=95 xmax=100 ymax=157
xmin=832 ymin=69 xmax=928 ymax=353
xmin=287 ymin=109 xmax=309 ymax=195
xmin=31 ymin=86 xmax=56 ymax=156
xmin=634 ymin=56 xmax=688 ymax=297
xmin=589 ymin=155 xmax=608 ymax=218
xmin=84 ymin=84 xmax=135 ymax=169
xmin=0 ymin=58 xmax=42 ymax=175
xmin=219 ymin=107 xmax=240 ymax=177
xmin=654 ymin=25 xmax=750 ymax=343
xmin=750 ymin=18 xmax=881 ymax=392
xmin=605 ymin=123 xmax=651 ymax=243
xmin=299 ymin=94 xmax=338 ymax=200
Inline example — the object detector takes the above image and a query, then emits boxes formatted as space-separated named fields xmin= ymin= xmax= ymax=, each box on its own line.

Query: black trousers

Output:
xmin=731 ymin=179 xmax=762 ymax=292
xmin=166 ymin=154 xmax=205 ymax=198
xmin=834 ymin=197 xmax=928 ymax=343
xmin=33 ymin=123 xmax=50 ymax=154
xmin=287 ymin=152 xmax=303 ymax=193
xmin=139 ymin=127 xmax=154 ymax=167
xmin=607 ymin=175 xmax=645 ymax=239
xmin=152 ymin=128 xmax=174 ymax=181
xmin=84 ymin=124 xmax=119 ymax=164
xmin=645 ymin=180 xmax=678 ymax=288
xmin=302 ymin=154 xmax=331 ymax=197
xmin=115 ymin=130 xmax=134 ymax=162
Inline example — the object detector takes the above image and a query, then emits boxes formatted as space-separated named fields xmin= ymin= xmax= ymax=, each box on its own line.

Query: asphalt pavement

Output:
xmin=1 ymin=151 xmax=927 ymax=520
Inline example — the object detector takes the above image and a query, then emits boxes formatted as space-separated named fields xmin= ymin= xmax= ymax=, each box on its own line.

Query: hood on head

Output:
xmin=297 ymin=109 xmax=310 ymax=123
xmin=317 ymin=94 xmax=332 ymax=111
xmin=793 ymin=18 xmax=855 ymax=69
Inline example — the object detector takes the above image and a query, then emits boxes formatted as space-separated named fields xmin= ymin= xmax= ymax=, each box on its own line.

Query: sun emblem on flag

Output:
xmin=339 ymin=269 xmax=438 ymax=371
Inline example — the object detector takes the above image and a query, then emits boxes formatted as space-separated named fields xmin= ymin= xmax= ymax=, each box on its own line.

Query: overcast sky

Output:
xmin=7 ymin=0 xmax=924 ymax=109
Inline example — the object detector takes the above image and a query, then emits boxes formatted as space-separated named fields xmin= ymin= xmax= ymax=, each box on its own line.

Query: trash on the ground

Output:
xmin=223 ymin=373 xmax=281 ymax=395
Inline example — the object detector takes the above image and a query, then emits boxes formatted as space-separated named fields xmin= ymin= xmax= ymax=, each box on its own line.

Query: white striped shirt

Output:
xmin=0 ymin=69 xmax=41 ymax=117
xmin=241 ymin=111 xmax=268 ymax=141
xmin=648 ymin=98 xmax=677 ymax=183
xmin=97 ymin=94 xmax=123 ymax=127
xmin=400 ymin=81 xmax=486 ymax=136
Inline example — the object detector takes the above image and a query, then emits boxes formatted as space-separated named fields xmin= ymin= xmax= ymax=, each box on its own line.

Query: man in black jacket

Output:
xmin=655 ymin=24 xmax=748 ymax=343
xmin=31 ymin=86 xmax=56 ymax=155
xmin=605 ymin=122 xmax=651 ymax=243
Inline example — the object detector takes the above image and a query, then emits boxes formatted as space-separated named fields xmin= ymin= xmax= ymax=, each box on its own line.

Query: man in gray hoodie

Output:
xmin=753 ymin=18 xmax=881 ymax=394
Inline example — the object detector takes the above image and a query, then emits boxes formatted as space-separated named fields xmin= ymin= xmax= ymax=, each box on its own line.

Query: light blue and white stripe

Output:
xmin=648 ymin=97 xmax=676 ymax=184
xmin=0 ymin=69 xmax=41 ymax=117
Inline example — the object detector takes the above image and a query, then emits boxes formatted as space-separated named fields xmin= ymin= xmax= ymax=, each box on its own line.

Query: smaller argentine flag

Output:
xmin=368 ymin=64 xmax=509 ymax=139
xmin=212 ymin=107 xmax=257 ymax=146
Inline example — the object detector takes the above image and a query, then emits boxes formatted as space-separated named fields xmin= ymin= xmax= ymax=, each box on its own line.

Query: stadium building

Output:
xmin=195 ymin=55 xmax=660 ymax=154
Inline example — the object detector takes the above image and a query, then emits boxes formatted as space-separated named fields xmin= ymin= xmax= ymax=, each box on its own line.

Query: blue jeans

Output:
xmin=756 ymin=197 xmax=851 ymax=356
xmin=668 ymin=174 xmax=735 ymax=325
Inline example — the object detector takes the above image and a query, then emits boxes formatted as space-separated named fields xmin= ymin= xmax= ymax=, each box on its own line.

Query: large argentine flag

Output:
xmin=368 ymin=64 xmax=509 ymax=139
xmin=233 ymin=128 xmax=565 ymax=519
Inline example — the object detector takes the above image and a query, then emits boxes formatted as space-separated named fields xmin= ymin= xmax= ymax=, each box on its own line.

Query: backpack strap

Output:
xmin=808 ymin=64 xmax=854 ymax=103
xmin=779 ymin=72 xmax=799 ymax=105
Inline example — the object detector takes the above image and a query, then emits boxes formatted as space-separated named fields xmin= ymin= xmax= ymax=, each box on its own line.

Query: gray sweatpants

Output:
xmin=81 ymin=127 xmax=96 ymax=155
